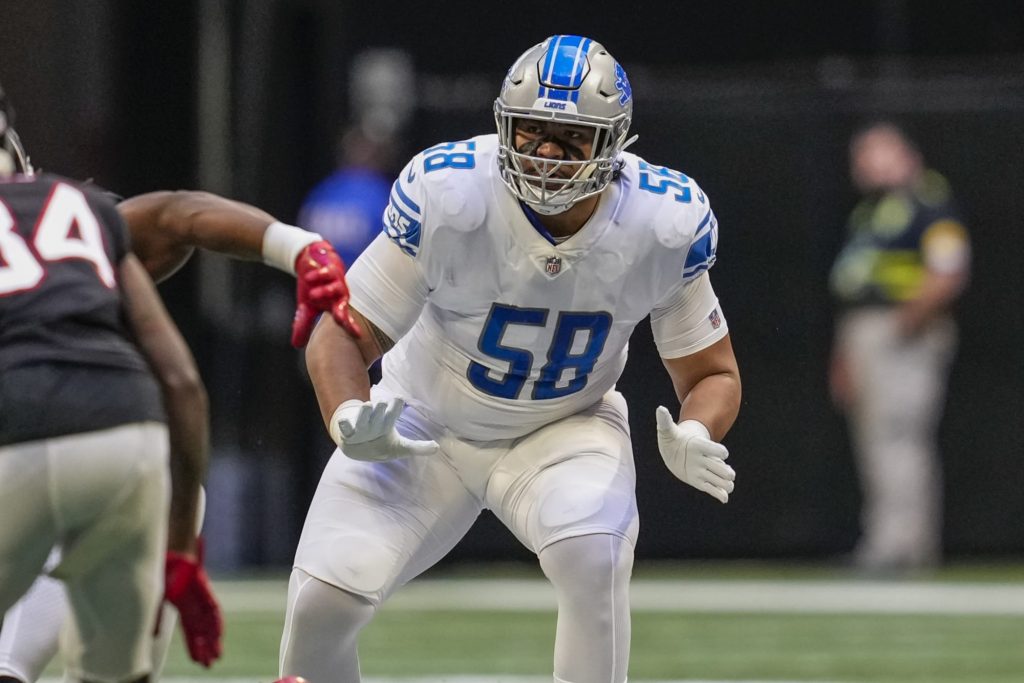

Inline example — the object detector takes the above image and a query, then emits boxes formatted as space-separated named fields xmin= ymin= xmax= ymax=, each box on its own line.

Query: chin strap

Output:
xmin=528 ymin=200 xmax=573 ymax=216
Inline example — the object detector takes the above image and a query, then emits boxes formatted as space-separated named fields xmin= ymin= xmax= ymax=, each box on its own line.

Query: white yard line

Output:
xmin=363 ymin=678 xmax=840 ymax=683
xmin=215 ymin=577 xmax=1024 ymax=616
xmin=44 ymin=678 xmax=839 ymax=683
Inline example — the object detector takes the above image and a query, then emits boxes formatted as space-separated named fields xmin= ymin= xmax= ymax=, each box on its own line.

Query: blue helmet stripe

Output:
xmin=537 ymin=35 xmax=594 ymax=101
xmin=567 ymin=37 xmax=592 ymax=85
xmin=538 ymin=35 xmax=562 ymax=98
xmin=542 ymin=35 xmax=565 ymax=86
xmin=549 ymin=36 xmax=590 ymax=87
xmin=567 ymin=37 xmax=590 ymax=102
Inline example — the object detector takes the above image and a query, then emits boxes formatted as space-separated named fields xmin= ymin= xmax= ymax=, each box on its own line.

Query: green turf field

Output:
xmin=136 ymin=562 xmax=1024 ymax=683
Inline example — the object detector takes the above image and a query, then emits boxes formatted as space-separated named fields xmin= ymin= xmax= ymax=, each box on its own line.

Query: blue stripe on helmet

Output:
xmin=542 ymin=35 xmax=565 ymax=86
xmin=547 ymin=35 xmax=590 ymax=87
xmin=538 ymin=36 xmax=561 ymax=98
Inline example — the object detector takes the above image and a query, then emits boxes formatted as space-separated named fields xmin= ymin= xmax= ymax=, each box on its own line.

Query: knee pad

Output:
xmin=539 ymin=533 xmax=634 ymax=600
xmin=280 ymin=569 xmax=376 ymax=683
xmin=283 ymin=568 xmax=376 ymax=644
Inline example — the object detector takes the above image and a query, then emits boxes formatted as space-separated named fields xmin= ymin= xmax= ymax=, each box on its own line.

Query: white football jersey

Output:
xmin=346 ymin=134 xmax=728 ymax=441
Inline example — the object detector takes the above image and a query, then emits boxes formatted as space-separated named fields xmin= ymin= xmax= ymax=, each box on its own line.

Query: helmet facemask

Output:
xmin=495 ymin=106 xmax=630 ymax=215
xmin=494 ymin=35 xmax=634 ymax=215
xmin=0 ymin=127 xmax=33 ymax=177
xmin=0 ymin=93 xmax=34 ymax=177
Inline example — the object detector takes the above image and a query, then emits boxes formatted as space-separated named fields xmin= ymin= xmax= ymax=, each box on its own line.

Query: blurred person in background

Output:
xmin=281 ymin=35 xmax=741 ymax=683
xmin=829 ymin=121 xmax=971 ymax=575
xmin=297 ymin=124 xmax=398 ymax=384
xmin=298 ymin=124 xmax=398 ymax=270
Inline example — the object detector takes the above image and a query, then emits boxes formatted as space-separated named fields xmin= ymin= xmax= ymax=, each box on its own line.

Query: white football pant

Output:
xmin=0 ymin=488 xmax=206 ymax=682
xmin=0 ymin=423 xmax=170 ymax=683
xmin=282 ymin=390 xmax=638 ymax=683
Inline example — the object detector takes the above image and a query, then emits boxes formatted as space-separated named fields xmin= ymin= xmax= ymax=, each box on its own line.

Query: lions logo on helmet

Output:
xmin=494 ymin=35 xmax=636 ymax=215
xmin=0 ymin=82 xmax=34 ymax=177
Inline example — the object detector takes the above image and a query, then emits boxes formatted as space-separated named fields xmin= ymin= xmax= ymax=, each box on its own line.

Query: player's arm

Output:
xmin=305 ymin=234 xmax=438 ymax=461
xmin=661 ymin=334 xmax=742 ymax=441
xmin=119 ymin=252 xmax=223 ymax=667
xmin=306 ymin=309 xmax=435 ymax=460
xmin=306 ymin=306 xmax=386 ymax=417
xmin=655 ymin=334 xmax=741 ymax=504
xmin=650 ymin=269 xmax=741 ymax=503
xmin=117 ymin=190 xmax=271 ymax=281
xmin=117 ymin=190 xmax=361 ymax=344
xmin=119 ymin=253 xmax=208 ymax=553
xmin=897 ymin=218 xmax=971 ymax=337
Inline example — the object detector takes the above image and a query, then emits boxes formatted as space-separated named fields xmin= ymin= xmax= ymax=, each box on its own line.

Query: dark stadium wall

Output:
xmin=3 ymin=0 xmax=1022 ymax=564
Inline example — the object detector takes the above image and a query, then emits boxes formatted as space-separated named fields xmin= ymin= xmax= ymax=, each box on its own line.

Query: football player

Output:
xmin=0 ymin=84 xmax=360 ymax=682
xmin=281 ymin=35 xmax=742 ymax=683
xmin=0 ymin=85 xmax=208 ymax=683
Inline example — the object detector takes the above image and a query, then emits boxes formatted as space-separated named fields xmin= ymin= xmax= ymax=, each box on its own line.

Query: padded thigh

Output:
xmin=485 ymin=392 xmax=639 ymax=553
xmin=293 ymin=440 xmax=482 ymax=604
xmin=0 ymin=442 xmax=55 ymax=615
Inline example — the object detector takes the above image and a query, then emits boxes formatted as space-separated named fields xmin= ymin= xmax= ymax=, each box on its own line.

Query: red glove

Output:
xmin=291 ymin=240 xmax=362 ymax=347
xmin=165 ymin=539 xmax=223 ymax=667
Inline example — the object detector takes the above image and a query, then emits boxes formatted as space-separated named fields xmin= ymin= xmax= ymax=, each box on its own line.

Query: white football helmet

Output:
xmin=494 ymin=35 xmax=635 ymax=215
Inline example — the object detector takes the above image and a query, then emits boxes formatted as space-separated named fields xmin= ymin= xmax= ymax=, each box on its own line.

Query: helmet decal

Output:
xmin=614 ymin=63 xmax=632 ymax=106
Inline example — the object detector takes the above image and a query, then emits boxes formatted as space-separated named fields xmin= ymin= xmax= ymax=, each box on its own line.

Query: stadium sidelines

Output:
xmin=215 ymin=576 xmax=1024 ymax=615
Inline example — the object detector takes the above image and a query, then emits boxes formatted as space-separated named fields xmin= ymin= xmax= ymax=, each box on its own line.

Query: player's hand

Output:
xmin=165 ymin=538 xmax=223 ymax=667
xmin=331 ymin=397 xmax=439 ymax=461
xmin=292 ymin=240 xmax=362 ymax=347
xmin=655 ymin=406 xmax=735 ymax=503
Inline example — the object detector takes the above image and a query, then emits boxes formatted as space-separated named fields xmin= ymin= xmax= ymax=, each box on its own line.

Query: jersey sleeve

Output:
xmin=650 ymin=272 xmax=729 ymax=358
xmin=921 ymin=217 xmax=970 ymax=275
xmin=382 ymin=156 xmax=427 ymax=258
xmin=682 ymin=206 xmax=719 ymax=282
xmin=84 ymin=183 xmax=132 ymax=264
xmin=346 ymin=233 xmax=429 ymax=343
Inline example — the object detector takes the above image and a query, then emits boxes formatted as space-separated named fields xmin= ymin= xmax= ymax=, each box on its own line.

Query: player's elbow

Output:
xmin=161 ymin=363 xmax=208 ymax=411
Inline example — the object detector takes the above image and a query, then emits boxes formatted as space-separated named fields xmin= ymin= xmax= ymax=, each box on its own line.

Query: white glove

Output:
xmin=655 ymin=406 xmax=736 ymax=503
xmin=329 ymin=397 xmax=439 ymax=461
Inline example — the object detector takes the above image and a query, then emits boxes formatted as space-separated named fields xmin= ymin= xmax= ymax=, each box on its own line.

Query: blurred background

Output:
xmin=2 ymin=0 xmax=1023 ymax=572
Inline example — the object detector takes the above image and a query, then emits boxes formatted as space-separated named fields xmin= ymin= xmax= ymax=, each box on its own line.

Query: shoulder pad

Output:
xmin=437 ymin=186 xmax=487 ymax=233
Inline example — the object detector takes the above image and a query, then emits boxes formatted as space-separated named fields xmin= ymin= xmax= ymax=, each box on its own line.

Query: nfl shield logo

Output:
xmin=545 ymin=256 xmax=562 ymax=275
xmin=708 ymin=308 xmax=721 ymax=329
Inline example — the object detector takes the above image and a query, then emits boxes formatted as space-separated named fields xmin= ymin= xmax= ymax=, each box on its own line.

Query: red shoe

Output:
xmin=273 ymin=678 xmax=308 ymax=683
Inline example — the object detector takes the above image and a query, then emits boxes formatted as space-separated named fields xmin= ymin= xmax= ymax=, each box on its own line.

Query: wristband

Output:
xmin=328 ymin=399 xmax=368 ymax=446
xmin=262 ymin=222 xmax=321 ymax=275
